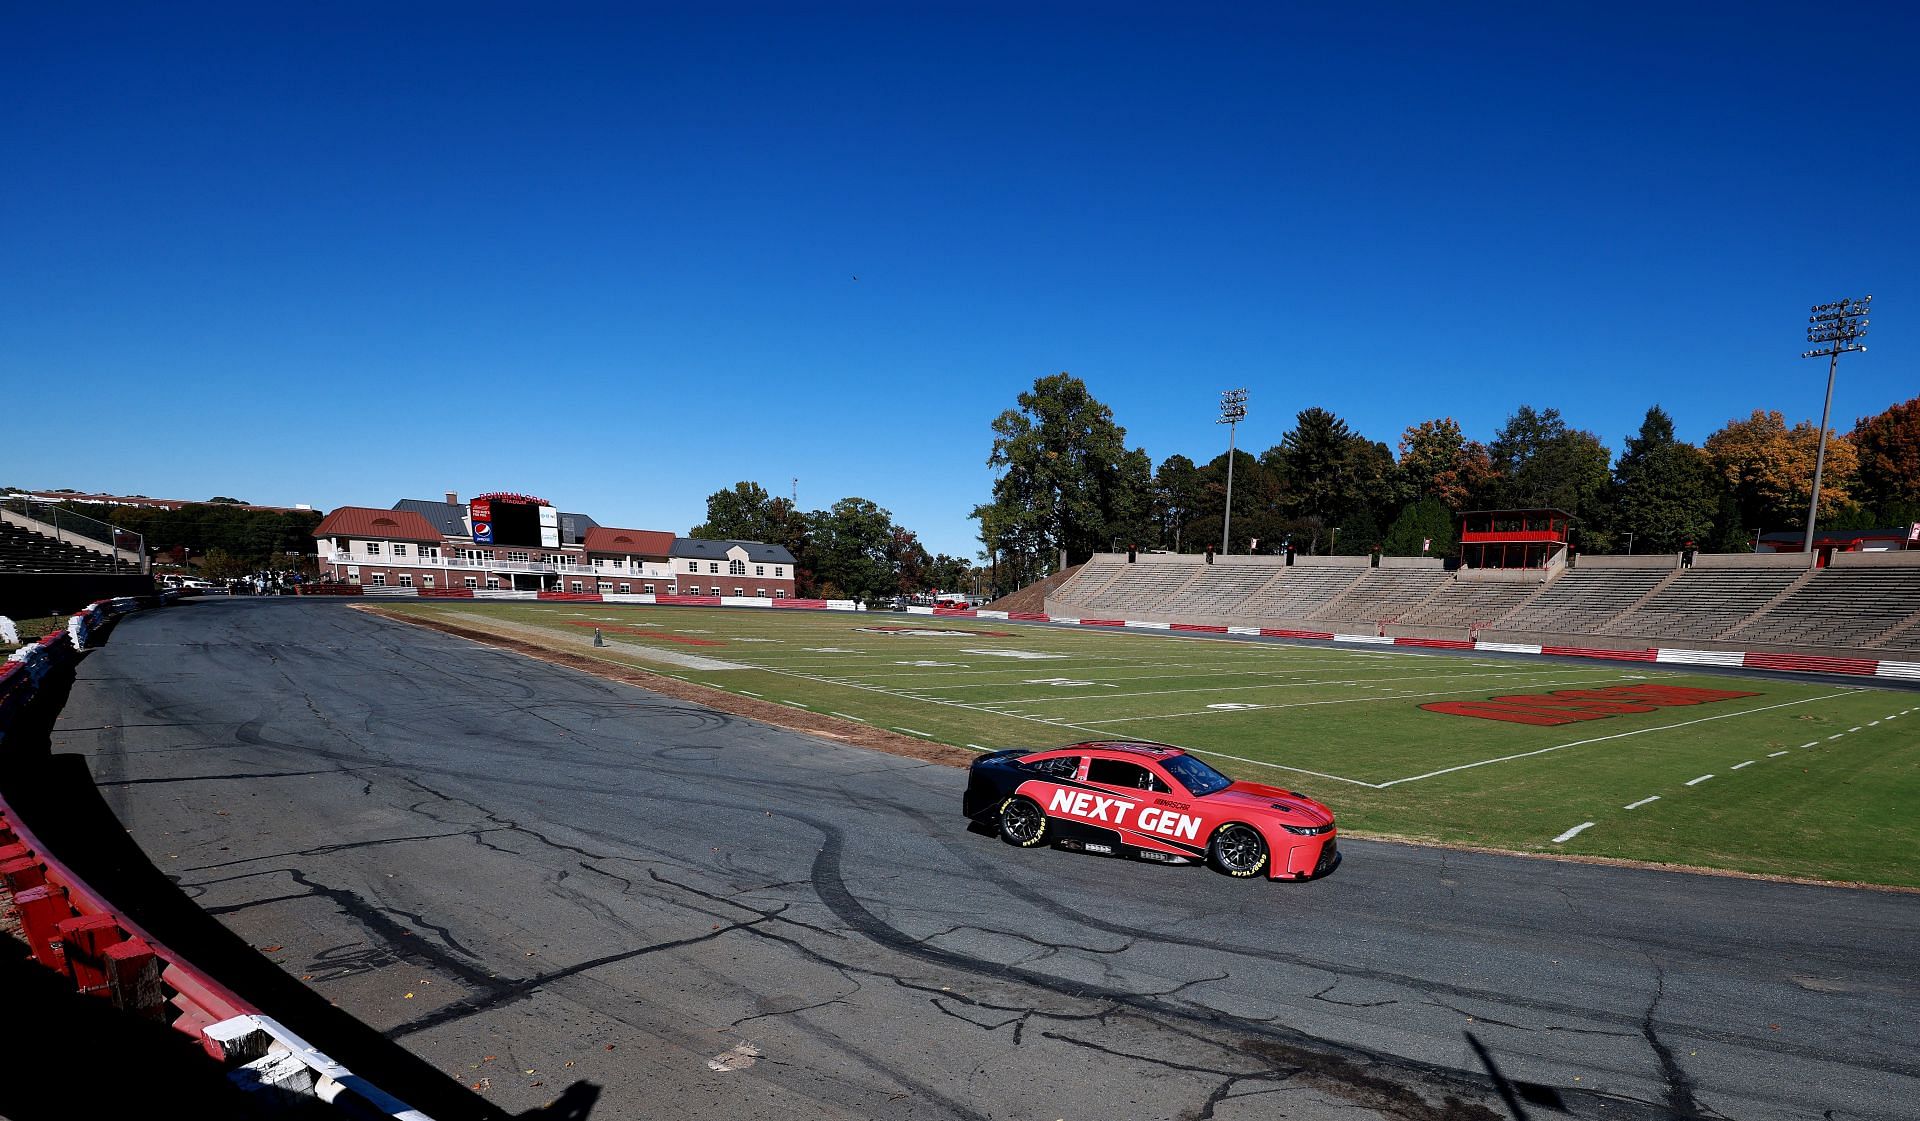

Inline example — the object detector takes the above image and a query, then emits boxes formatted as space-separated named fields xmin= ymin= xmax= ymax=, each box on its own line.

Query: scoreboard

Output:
xmin=469 ymin=494 xmax=557 ymax=548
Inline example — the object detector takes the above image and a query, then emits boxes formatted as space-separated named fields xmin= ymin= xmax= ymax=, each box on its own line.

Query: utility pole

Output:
xmin=1218 ymin=388 xmax=1248 ymax=555
xmin=1800 ymin=296 xmax=1871 ymax=554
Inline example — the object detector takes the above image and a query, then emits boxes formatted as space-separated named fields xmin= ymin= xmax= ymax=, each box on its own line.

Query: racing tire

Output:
xmin=1208 ymin=823 xmax=1269 ymax=878
xmin=997 ymin=796 xmax=1049 ymax=848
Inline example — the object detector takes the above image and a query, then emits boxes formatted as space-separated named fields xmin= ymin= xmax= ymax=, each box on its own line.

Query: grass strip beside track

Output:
xmin=369 ymin=602 xmax=1920 ymax=889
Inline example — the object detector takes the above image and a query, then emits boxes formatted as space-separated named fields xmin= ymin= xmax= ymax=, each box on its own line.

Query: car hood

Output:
xmin=1204 ymin=781 xmax=1335 ymax=828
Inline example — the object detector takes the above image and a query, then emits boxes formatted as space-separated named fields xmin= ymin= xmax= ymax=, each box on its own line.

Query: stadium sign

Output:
xmin=1420 ymin=683 xmax=1759 ymax=726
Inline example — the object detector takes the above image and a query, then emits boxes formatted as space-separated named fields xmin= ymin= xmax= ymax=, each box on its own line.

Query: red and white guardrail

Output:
xmin=0 ymin=599 xmax=436 ymax=1120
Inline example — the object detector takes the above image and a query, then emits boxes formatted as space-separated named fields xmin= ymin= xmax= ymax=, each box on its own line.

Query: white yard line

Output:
xmin=1799 ymin=741 xmax=1819 ymax=749
xmin=1179 ymin=746 xmax=1384 ymax=789
xmin=1684 ymin=774 xmax=1714 ymax=786
xmin=738 ymin=690 xmax=762 ymax=697
xmin=829 ymin=712 xmax=867 ymax=723
xmin=1731 ymin=760 xmax=1754 ymax=770
xmin=1552 ymin=822 xmax=1595 ymax=843
xmin=1078 ymin=675 xmax=1643 ymax=725
xmin=990 ymin=666 xmax=1598 ymax=708
xmin=1372 ymin=691 xmax=1856 ymax=789
xmin=893 ymin=727 xmax=933 ymax=738
xmin=1768 ymin=750 xmax=1790 ymax=757
xmin=1624 ymin=795 xmax=1660 ymax=810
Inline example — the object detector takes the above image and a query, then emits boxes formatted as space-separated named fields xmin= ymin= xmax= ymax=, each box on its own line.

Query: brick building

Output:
xmin=312 ymin=491 xmax=797 ymax=597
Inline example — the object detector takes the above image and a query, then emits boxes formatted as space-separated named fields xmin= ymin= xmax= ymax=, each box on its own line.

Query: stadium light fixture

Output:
xmin=1218 ymin=388 xmax=1249 ymax=555
xmin=1799 ymin=294 xmax=1872 ymax=553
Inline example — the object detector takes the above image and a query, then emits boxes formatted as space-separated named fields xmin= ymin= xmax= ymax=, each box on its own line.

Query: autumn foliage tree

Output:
xmin=1849 ymin=396 xmax=1920 ymax=520
xmin=1703 ymin=410 xmax=1858 ymax=538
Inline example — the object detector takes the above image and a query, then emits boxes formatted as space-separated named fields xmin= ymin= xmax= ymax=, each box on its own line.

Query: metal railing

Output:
xmin=325 ymin=551 xmax=674 ymax=579
xmin=1 ymin=496 xmax=146 ymax=572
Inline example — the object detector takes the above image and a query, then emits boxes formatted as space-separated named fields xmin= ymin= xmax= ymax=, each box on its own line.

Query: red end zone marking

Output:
xmin=1078 ymin=619 xmax=1126 ymax=627
xmin=1421 ymin=684 xmax=1762 ymax=726
xmin=1394 ymin=637 xmax=1473 ymax=649
xmin=1261 ymin=627 xmax=1334 ymax=640
xmin=1170 ymin=623 xmax=1229 ymax=634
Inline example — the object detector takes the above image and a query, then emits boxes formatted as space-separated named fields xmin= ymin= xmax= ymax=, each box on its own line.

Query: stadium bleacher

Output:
xmin=1394 ymin=576 xmax=1544 ymax=628
xmin=1041 ymin=550 xmax=1920 ymax=658
xmin=1597 ymin=566 xmax=1808 ymax=640
xmin=0 ymin=521 xmax=121 ymax=573
xmin=1490 ymin=566 xmax=1671 ymax=635
xmin=1727 ymin=565 xmax=1920 ymax=651
xmin=1311 ymin=567 xmax=1450 ymax=622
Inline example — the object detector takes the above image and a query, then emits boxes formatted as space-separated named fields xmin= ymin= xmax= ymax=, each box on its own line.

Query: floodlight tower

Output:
xmin=1800 ymin=295 xmax=1871 ymax=553
xmin=1218 ymin=388 xmax=1249 ymax=555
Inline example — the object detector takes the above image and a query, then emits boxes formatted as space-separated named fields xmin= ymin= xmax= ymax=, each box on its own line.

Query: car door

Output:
xmin=1084 ymin=756 xmax=1209 ymax=856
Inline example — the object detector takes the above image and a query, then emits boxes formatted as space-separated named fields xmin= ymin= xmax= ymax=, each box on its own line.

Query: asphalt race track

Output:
xmin=45 ymin=599 xmax=1919 ymax=1120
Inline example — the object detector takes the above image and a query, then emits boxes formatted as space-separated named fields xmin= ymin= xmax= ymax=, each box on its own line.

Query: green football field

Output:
xmin=382 ymin=601 xmax=1920 ymax=888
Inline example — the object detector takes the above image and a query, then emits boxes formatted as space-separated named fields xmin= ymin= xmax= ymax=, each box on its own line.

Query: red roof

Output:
xmin=583 ymin=527 xmax=676 ymax=556
xmin=312 ymin=507 xmax=445 ymax=542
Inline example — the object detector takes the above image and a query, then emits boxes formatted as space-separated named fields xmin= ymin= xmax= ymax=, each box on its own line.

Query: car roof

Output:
xmin=1036 ymin=740 xmax=1185 ymax=761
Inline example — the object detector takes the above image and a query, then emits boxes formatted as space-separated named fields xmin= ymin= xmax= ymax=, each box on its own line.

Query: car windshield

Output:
xmin=1162 ymin=754 xmax=1232 ymax=796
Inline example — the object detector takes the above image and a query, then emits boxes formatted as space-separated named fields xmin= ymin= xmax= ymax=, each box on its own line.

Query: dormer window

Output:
xmin=729 ymin=559 xmax=746 ymax=575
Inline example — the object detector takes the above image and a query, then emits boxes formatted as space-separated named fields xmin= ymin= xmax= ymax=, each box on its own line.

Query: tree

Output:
xmin=1850 ymin=396 xmax=1920 ymax=517
xmin=1397 ymin=418 xmax=1496 ymax=511
xmin=1383 ymin=497 xmax=1456 ymax=557
xmin=1613 ymin=406 xmax=1718 ymax=553
xmin=1150 ymin=454 xmax=1205 ymax=551
xmin=1704 ymin=410 xmax=1858 ymax=533
xmin=807 ymin=497 xmax=899 ymax=604
xmin=1486 ymin=406 xmax=1614 ymax=548
xmin=973 ymin=373 xmax=1150 ymax=570
xmin=692 ymin=482 xmax=791 ymax=543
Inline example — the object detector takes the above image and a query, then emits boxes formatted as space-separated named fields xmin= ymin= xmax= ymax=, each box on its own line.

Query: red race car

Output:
xmin=963 ymin=741 xmax=1339 ymax=880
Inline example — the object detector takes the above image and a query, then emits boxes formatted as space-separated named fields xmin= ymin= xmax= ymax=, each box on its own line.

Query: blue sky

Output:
xmin=5 ymin=2 xmax=1913 ymax=556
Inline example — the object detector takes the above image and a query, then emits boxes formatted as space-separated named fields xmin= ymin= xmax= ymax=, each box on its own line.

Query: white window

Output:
xmin=347 ymin=566 xmax=360 ymax=579
xmin=567 ymin=580 xmax=580 ymax=592
xmin=487 ymin=577 xmax=500 ymax=589
xmin=686 ymin=560 xmax=699 ymax=572
xmin=729 ymin=559 xmax=746 ymax=575
xmin=506 ymin=551 xmax=530 ymax=563
xmin=464 ymin=576 xmax=478 ymax=589
xmin=392 ymin=543 xmax=408 ymax=557
xmin=366 ymin=542 xmax=382 ymax=556
xmin=734 ymin=587 xmax=744 ymax=596
xmin=664 ymin=584 xmax=674 ymax=595
xmin=643 ymin=583 xmax=654 ymax=594
xmin=598 ymin=581 xmax=613 ymax=592
xmin=708 ymin=562 xmax=720 ymax=574
xmin=619 ymin=583 xmax=630 ymax=593
xmin=775 ymin=589 xmax=786 ymax=598
xmin=756 ymin=588 xmax=767 ymax=598
xmin=755 ymin=565 xmax=764 ymax=576
xmin=370 ymin=572 xmax=386 ymax=586
xmin=422 ymin=575 xmax=434 ymax=587
xmin=398 ymin=573 xmax=413 ymax=587
xmin=775 ymin=566 xmax=784 ymax=576
xmin=420 ymin=545 xmax=439 ymax=559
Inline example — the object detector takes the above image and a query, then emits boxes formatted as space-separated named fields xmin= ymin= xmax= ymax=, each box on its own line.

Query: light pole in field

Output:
xmin=1218 ymin=388 xmax=1248 ymax=555
xmin=1801 ymin=295 xmax=1871 ymax=554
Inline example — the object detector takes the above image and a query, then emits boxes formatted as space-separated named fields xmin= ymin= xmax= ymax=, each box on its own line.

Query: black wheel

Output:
xmin=1208 ymin=823 xmax=1269 ymax=878
xmin=997 ymin=796 xmax=1049 ymax=847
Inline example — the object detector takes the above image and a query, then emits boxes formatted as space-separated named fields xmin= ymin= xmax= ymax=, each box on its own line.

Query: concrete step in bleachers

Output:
xmin=1728 ymin=566 xmax=1920 ymax=650
xmin=1311 ymin=567 xmax=1450 ymax=624
xmin=1158 ymin=565 xmax=1286 ymax=617
xmin=0 ymin=523 xmax=122 ymax=574
xmin=1236 ymin=566 xmax=1367 ymax=623
xmin=1395 ymin=578 xmax=1545 ymax=627
xmin=1048 ymin=557 xmax=1129 ymax=606
xmin=1597 ymin=567 xmax=1807 ymax=640
xmin=1075 ymin=562 xmax=1210 ymax=615
xmin=1493 ymin=566 xmax=1670 ymax=634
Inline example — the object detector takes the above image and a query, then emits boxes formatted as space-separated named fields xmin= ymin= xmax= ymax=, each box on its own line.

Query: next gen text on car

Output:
xmin=963 ymin=741 xmax=1339 ymax=880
